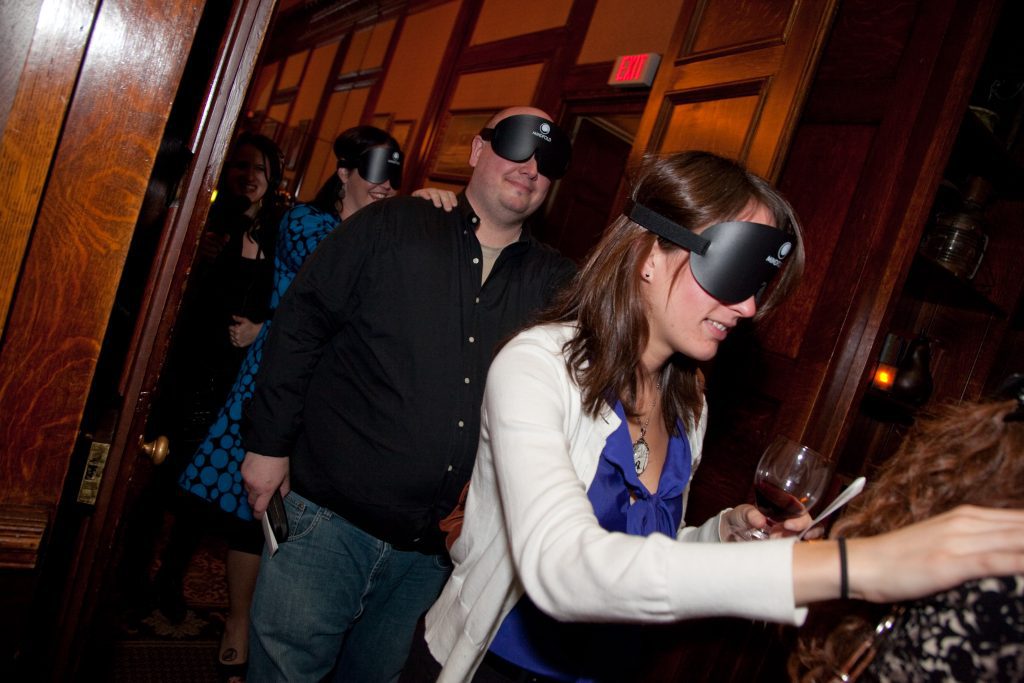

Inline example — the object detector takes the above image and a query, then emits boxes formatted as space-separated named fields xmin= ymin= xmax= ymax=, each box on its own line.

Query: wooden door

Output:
xmin=0 ymin=1 xmax=278 ymax=678
xmin=640 ymin=1 xmax=1004 ymax=681
xmin=623 ymin=2 xmax=837 ymax=681
xmin=630 ymin=0 xmax=838 ymax=181
xmin=624 ymin=0 xmax=839 ymax=512
xmin=540 ymin=113 xmax=640 ymax=263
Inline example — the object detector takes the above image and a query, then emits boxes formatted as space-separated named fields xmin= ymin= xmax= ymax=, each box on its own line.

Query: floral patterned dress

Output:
xmin=864 ymin=575 xmax=1024 ymax=682
xmin=178 ymin=204 xmax=339 ymax=520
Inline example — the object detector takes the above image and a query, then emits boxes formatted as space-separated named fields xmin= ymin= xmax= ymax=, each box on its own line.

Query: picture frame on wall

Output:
xmin=428 ymin=109 xmax=494 ymax=182
xmin=281 ymin=119 xmax=311 ymax=170
xmin=391 ymin=119 xmax=415 ymax=151
xmin=370 ymin=112 xmax=394 ymax=132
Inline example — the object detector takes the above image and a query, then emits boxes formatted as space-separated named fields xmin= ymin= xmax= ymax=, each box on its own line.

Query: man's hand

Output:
xmin=242 ymin=452 xmax=290 ymax=518
xmin=412 ymin=187 xmax=458 ymax=212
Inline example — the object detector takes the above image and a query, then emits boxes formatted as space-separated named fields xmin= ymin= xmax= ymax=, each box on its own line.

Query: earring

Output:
xmin=643 ymin=272 xmax=651 ymax=279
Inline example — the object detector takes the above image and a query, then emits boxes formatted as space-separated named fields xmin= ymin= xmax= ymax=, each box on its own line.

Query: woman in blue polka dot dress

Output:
xmin=174 ymin=125 xmax=456 ymax=681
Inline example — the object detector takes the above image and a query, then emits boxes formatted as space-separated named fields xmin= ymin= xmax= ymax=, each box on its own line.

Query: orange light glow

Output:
xmin=873 ymin=364 xmax=897 ymax=390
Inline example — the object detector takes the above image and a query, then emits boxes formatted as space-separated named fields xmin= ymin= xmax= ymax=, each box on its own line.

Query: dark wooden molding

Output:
xmin=0 ymin=504 xmax=49 ymax=570
xmin=459 ymin=27 xmax=563 ymax=72
xmin=404 ymin=0 xmax=483 ymax=188
xmin=799 ymin=0 xmax=1002 ymax=454
xmin=290 ymin=30 xmax=353 ymax=197
xmin=361 ymin=9 xmax=406 ymax=123
xmin=265 ymin=0 xmax=407 ymax=59
xmin=534 ymin=0 xmax=597 ymax=117
xmin=561 ymin=62 xmax=656 ymax=110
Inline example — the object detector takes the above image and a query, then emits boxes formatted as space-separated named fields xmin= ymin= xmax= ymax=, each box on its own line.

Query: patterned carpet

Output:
xmin=105 ymin=520 xmax=231 ymax=682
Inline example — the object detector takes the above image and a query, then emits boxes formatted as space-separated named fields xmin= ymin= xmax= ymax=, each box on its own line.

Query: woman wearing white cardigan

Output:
xmin=421 ymin=152 xmax=1024 ymax=682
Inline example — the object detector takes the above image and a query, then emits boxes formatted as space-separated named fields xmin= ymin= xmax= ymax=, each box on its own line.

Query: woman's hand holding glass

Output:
xmin=723 ymin=503 xmax=817 ymax=541
xmin=739 ymin=436 xmax=832 ymax=541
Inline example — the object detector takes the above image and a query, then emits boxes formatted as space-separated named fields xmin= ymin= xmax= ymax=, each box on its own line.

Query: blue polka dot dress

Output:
xmin=178 ymin=204 xmax=340 ymax=520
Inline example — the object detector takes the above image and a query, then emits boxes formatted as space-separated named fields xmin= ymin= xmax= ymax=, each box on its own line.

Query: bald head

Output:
xmin=465 ymin=105 xmax=570 ymax=233
xmin=484 ymin=106 xmax=554 ymax=129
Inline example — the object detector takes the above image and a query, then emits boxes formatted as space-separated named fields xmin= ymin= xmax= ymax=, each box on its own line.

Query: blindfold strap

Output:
xmin=625 ymin=201 xmax=709 ymax=256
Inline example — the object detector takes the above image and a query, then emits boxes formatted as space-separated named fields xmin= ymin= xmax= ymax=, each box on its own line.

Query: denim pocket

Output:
xmin=282 ymin=492 xmax=325 ymax=541
xmin=433 ymin=552 xmax=454 ymax=571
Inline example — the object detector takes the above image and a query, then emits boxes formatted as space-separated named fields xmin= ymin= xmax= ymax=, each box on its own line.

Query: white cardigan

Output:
xmin=425 ymin=323 xmax=805 ymax=682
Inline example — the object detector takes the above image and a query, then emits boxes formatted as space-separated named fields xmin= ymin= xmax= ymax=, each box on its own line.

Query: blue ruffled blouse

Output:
xmin=487 ymin=400 xmax=693 ymax=681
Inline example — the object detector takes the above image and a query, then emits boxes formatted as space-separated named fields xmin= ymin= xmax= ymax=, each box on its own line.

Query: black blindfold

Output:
xmin=352 ymin=145 xmax=403 ymax=189
xmin=479 ymin=114 xmax=572 ymax=180
xmin=626 ymin=200 xmax=794 ymax=303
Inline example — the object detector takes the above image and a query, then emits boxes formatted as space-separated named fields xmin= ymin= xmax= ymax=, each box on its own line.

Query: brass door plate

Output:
xmin=77 ymin=442 xmax=110 ymax=505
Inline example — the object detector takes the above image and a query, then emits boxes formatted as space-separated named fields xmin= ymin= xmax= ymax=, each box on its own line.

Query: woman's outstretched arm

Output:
xmin=793 ymin=504 xmax=1024 ymax=605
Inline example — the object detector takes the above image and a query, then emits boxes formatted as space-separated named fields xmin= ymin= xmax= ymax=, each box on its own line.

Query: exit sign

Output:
xmin=608 ymin=53 xmax=661 ymax=87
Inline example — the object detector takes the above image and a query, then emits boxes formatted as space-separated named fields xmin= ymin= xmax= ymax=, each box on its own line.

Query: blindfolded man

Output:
xmin=240 ymin=106 xmax=576 ymax=682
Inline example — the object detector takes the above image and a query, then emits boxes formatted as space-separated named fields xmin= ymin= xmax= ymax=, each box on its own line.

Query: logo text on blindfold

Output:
xmin=532 ymin=122 xmax=552 ymax=143
xmin=765 ymin=241 xmax=793 ymax=268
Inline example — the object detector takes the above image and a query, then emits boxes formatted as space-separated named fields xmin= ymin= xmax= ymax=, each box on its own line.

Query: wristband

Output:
xmin=837 ymin=537 xmax=849 ymax=600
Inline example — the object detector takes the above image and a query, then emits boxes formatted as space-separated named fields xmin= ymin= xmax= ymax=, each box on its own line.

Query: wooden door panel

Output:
xmin=0 ymin=0 xmax=205 ymax=512
xmin=633 ymin=0 xmax=838 ymax=181
xmin=541 ymin=115 xmax=636 ymax=263
xmin=766 ymin=123 xmax=877 ymax=359
xmin=0 ymin=0 xmax=279 ymax=676
xmin=654 ymin=84 xmax=763 ymax=161
xmin=0 ymin=0 xmax=101 ymax=341
xmin=685 ymin=0 xmax=793 ymax=58
xmin=53 ymin=2 xmax=279 ymax=677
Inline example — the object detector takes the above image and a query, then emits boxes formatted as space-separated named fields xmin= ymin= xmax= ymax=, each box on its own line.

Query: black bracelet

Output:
xmin=837 ymin=537 xmax=849 ymax=600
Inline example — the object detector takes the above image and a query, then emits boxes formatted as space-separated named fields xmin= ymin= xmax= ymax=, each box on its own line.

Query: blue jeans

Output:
xmin=247 ymin=491 xmax=453 ymax=683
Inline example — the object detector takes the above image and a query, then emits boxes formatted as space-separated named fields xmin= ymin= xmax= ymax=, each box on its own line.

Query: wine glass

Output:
xmin=742 ymin=436 xmax=832 ymax=540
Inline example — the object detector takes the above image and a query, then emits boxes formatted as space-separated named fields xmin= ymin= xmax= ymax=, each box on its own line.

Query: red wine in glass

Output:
xmin=754 ymin=481 xmax=808 ymax=522
xmin=744 ymin=436 xmax=831 ymax=540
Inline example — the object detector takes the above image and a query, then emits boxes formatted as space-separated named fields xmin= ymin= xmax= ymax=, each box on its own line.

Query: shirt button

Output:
xmin=474 ymin=296 xmax=480 ymax=304
xmin=472 ymin=257 xmax=480 ymax=264
xmin=471 ymin=216 xmax=479 ymax=224
xmin=458 ymin=420 xmax=464 ymax=427
xmin=464 ymin=377 xmax=470 ymax=384
xmin=447 ymin=465 xmax=453 ymax=472
xmin=468 ymin=336 xmax=475 ymax=343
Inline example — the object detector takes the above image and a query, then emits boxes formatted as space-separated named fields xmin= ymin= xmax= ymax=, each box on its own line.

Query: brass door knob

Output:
xmin=139 ymin=435 xmax=169 ymax=465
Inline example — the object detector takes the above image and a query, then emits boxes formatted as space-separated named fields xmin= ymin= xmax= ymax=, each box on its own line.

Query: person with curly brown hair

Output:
xmin=790 ymin=380 xmax=1024 ymax=683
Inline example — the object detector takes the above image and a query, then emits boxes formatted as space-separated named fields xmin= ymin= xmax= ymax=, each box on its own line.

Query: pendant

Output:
xmin=633 ymin=437 xmax=650 ymax=475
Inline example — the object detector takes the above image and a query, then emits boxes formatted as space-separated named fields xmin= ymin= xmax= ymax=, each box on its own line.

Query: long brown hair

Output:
xmin=790 ymin=397 xmax=1024 ymax=681
xmin=536 ymin=151 xmax=804 ymax=430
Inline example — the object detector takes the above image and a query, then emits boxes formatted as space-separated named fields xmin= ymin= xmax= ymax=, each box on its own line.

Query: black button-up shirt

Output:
xmin=242 ymin=195 xmax=575 ymax=551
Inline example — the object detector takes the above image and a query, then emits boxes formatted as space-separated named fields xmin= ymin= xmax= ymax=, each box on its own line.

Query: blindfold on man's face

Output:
xmin=479 ymin=114 xmax=572 ymax=180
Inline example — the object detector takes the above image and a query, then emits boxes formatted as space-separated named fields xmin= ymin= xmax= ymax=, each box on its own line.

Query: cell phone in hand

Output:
xmin=261 ymin=490 xmax=289 ymax=555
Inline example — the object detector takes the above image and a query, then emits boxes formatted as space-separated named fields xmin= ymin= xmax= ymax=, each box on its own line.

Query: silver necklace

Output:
xmin=632 ymin=384 xmax=660 ymax=475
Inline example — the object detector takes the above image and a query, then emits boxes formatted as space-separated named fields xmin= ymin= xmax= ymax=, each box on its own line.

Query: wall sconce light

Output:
xmin=871 ymin=334 xmax=902 ymax=391
xmin=891 ymin=334 xmax=933 ymax=407
xmin=872 ymin=363 xmax=897 ymax=391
